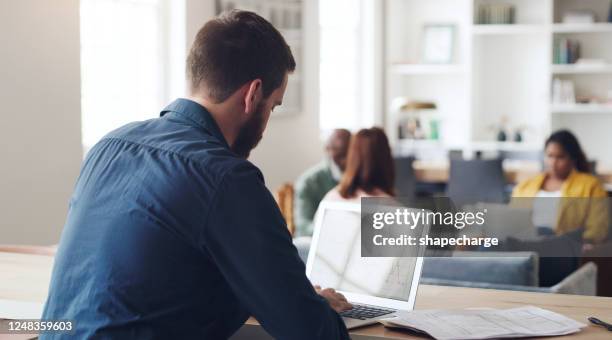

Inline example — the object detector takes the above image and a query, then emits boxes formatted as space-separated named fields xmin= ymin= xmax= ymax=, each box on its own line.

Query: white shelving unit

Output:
xmin=551 ymin=64 xmax=612 ymax=74
xmin=552 ymin=22 xmax=612 ymax=33
xmin=385 ymin=0 xmax=473 ymax=153
xmin=384 ymin=0 xmax=612 ymax=167
xmin=552 ymin=104 xmax=612 ymax=114
xmin=472 ymin=24 xmax=547 ymax=35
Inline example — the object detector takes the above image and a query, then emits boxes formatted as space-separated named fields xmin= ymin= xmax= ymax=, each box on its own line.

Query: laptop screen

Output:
xmin=308 ymin=206 xmax=421 ymax=302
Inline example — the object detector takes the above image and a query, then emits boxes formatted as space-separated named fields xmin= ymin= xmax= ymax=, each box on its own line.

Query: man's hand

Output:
xmin=314 ymin=285 xmax=353 ymax=313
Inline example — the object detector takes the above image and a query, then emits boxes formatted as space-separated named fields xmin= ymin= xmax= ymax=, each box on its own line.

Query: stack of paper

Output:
xmin=0 ymin=299 xmax=44 ymax=320
xmin=381 ymin=306 xmax=586 ymax=340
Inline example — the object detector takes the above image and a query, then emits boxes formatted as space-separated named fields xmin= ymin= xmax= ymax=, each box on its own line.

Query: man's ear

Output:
xmin=244 ymin=79 xmax=263 ymax=115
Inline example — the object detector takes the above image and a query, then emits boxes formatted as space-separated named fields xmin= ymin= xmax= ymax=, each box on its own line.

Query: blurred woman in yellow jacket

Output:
xmin=513 ymin=130 xmax=609 ymax=243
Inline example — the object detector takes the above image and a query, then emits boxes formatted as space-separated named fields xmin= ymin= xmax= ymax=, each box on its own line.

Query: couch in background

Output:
xmin=421 ymin=251 xmax=597 ymax=296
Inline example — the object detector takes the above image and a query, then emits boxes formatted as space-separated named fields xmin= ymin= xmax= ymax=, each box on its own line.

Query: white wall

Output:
xmin=0 ymin=0 xmax=83 ymax=244
xmin=185 ymin=0 xmax=323 ymax=191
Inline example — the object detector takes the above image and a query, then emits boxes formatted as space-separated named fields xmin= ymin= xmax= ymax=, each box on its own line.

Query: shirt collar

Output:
xmin=160 ymin=98 xmax=230 ymax=149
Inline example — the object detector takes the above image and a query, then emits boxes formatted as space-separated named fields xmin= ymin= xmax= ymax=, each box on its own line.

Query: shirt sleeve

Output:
xmin=201 ymin=162 xmax=349 ymax=340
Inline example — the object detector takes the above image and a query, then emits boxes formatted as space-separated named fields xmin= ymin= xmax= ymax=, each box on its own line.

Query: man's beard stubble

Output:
xmin=231 ymin=102 xmax=266 ymax=159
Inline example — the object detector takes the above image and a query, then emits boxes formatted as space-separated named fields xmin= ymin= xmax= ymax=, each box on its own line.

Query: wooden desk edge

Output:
xmin=243 ymin=284 xmax=612 ymax=339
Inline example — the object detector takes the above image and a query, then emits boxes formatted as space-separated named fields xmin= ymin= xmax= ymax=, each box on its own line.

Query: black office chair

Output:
xmin=447 ymin=158 xmax=507 ymax=208
xmin=394 ymin=156 xmax=416 ymax=200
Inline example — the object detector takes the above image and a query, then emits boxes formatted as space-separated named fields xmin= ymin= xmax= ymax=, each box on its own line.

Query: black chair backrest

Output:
xmin=447 ymin=158 xmax=507 ymax=208
xmin=394 ymin=156 xmax=416 ymax=200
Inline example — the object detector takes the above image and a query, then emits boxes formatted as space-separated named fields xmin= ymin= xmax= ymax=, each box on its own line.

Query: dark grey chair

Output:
xmin=421 ymin=251 xmax=539 ymax=287
xmin=394 ymin=156 xmax=416 ymax=200
xmin=447 ymin=158 xmax=507 ymax=207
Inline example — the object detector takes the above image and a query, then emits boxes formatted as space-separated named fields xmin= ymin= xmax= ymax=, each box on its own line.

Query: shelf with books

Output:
xmin=381 ymin=0 xmax=612 ymax=168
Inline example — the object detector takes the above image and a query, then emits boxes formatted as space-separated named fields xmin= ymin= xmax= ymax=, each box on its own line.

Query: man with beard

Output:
xmin=41 ymin=10 xmax=351 ymax=339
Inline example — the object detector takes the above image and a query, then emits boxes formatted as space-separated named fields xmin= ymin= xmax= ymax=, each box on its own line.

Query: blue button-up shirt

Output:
xmin=41 ymin=99 xmax=349 ymax=339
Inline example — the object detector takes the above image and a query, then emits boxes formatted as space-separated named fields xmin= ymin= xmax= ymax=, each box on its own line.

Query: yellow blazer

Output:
xmin=512 ymin=170 xmax=609 ymax=243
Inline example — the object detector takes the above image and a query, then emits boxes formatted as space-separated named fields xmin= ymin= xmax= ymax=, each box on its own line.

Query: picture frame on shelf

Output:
xmin=421 ymin=24 xmax=455 ymax=64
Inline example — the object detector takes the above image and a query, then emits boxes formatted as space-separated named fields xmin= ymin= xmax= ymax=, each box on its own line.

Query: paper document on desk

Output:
xmin=0 ymin=299 xmax=44 ymax=320
xmin=381 ymin=306 xmax=586 ymax=340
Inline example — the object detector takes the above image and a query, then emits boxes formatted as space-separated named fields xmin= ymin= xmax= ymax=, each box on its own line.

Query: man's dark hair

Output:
xmin=187 ymin=10 xmax=296 ymax=103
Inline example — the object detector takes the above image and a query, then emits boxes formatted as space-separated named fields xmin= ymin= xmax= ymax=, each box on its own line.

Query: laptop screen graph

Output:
xmin=308 ymin=207 xmax=419 ymax=302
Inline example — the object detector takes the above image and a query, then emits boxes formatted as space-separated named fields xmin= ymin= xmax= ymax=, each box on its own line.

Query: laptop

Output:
xmin=306 ymin=201 xmax=428 ymax=330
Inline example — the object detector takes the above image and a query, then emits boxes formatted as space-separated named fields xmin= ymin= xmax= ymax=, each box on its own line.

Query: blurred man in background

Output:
xmin=294 ymin=129 xmax=351 ymax=237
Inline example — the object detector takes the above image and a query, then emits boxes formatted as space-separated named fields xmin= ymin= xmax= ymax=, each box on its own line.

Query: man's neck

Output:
xmin=187 ymin=95 xmax=239 ymax=147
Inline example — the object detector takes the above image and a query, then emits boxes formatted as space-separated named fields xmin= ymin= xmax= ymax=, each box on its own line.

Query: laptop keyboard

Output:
xmin=340 ymin=304 xmax=395 ymax=320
